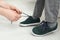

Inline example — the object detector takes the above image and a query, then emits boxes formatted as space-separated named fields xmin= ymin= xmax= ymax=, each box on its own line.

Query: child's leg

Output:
xmin=45 ymin=0 xmax=59 ymax=23
xmin=45 ymin=0 xmax=59 ymax=28
xmin=33 ymin=0 xmax=45 ymax=19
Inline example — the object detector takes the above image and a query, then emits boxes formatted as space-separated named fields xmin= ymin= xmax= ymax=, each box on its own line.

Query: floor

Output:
xmin=0 ymin=0 xmax=60 ymax=40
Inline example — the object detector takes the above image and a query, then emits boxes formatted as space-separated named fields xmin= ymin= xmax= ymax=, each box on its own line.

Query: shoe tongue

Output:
xmin=41 ymin=21 xmax=46 ymax=24
xmin=29 ymin=16 xmax=32 ymax=18
xmin=28 ymin=16 xmax=33 ymax=19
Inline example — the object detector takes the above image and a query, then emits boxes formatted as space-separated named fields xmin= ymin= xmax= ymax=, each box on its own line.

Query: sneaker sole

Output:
xmin=19 ymin=22 xmax=40 ymax=27
xmin=31 ymin=29 xmax=57 ymax=37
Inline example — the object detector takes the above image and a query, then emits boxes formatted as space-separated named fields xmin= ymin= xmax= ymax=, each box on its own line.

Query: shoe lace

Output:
xmin=39 ymin=21 xmax=49 ymax=32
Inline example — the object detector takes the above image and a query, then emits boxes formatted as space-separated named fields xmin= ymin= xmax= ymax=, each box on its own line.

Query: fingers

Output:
xmin=16 ymin=8 xmax=22 ymax=14
xmin=10 ymin=5 xmax=22 ymax=14
xmin=13 ymin=8 xmax=22 ymax=14
xmin=11 ymin=14 xmax=21 ymax=22
xmin=10 ymin=9 xmax=21 ymax=22
xmin=10 ymin=7 xmax=22 ymax=21
xmin=15 ymin=15 xmax=21 ymax=21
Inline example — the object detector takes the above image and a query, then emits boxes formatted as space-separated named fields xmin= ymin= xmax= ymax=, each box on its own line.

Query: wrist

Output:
xmin=0 ymin=7 xmax=6 ymax=16
xmin=0 ymin=0 xmax=3 ymax=2
xmin=0 ymin=0 xmax=3 ymax=1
